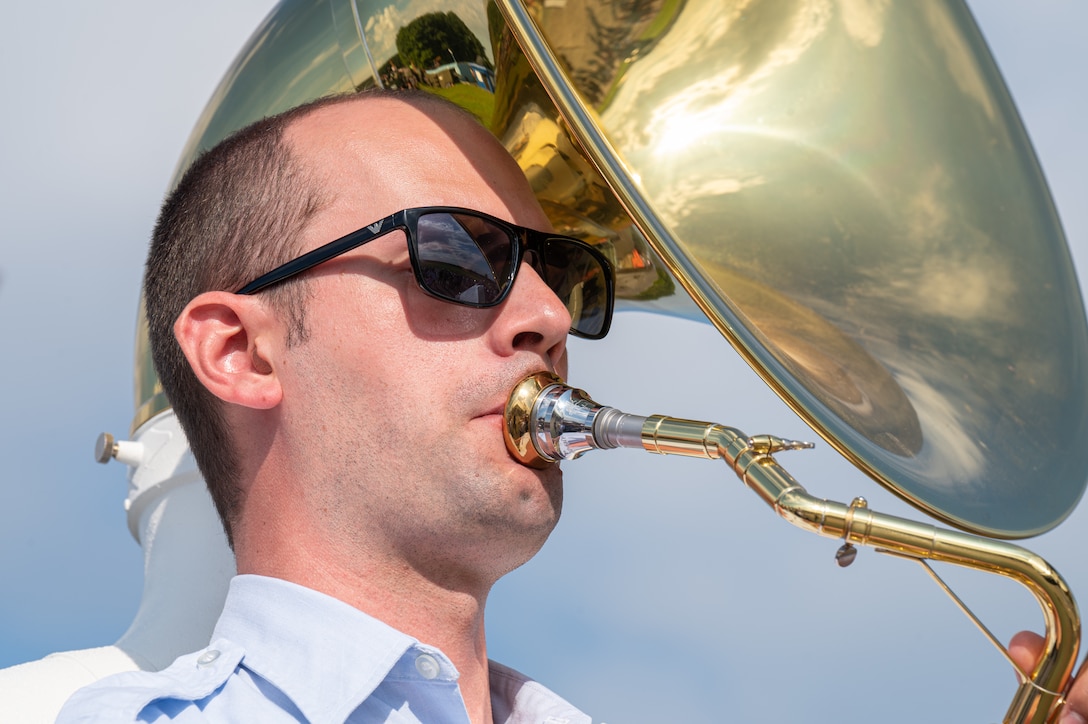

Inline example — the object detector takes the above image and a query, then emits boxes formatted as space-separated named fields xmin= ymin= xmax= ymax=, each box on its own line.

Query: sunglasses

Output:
xmin=236 ymin=206 xmax=615 ymax=339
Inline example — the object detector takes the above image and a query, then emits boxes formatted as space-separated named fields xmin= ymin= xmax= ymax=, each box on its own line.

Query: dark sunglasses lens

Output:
xmin=538 ymin=239 xmax=610 ymax=338
xmin=415 ymin=213 xmax=514 ymax=304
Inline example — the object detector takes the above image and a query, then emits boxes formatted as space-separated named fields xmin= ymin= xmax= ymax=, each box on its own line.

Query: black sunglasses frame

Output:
xmin=235 ymin=206 xmax=614 ymax=339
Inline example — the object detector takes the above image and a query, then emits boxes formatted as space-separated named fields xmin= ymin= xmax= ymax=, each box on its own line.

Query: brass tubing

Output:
xmin=635 ymin=414 xmax=1078 ymax=723
xmin=504 ymin=375 xmax=1080 ymax=721
xmin=641 ymin=416 xmax=729 ymax=460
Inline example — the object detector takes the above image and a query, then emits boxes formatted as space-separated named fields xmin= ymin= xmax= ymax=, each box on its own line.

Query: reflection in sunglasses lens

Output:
xmin=416 ymin=213 xmax=509 ymax=303
xmin=413 ymin=212 xmax=608 ymax=338
xmin=541 ymin=239 xmax=605 ymax=337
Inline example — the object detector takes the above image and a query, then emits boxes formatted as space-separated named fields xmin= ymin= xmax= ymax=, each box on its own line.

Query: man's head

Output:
xmin=146 ymin=91 xmax=610 ymax=581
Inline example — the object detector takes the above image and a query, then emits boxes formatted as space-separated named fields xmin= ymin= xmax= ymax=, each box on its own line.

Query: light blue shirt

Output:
xmin=58 ymin=575 xmax=591 ymax=723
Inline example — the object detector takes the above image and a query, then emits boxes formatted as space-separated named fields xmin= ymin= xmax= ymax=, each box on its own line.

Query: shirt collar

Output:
xmin=214 ymin=574 xmax=449 ymax=722
xmin=213 ymin=574 xmax=590 ymax=723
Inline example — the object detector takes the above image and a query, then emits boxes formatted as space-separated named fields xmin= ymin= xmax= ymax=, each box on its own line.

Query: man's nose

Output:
xmin=488 ymin=260 xmax=572 ymax=366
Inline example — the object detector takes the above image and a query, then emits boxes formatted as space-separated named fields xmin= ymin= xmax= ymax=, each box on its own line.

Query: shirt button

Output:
xmin=197 ymin=650 xmax=220 ymax=667
xmin=415 ymin=653 xmax=440 ymax=680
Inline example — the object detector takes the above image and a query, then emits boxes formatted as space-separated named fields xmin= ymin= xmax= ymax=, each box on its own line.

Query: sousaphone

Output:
xmin=133 ymin=1 xmax=1088 ymax=720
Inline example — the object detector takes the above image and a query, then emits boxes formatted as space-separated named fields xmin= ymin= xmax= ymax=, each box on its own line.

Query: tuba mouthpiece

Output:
xmin=503 ymin=372 xmax=647 ymax=468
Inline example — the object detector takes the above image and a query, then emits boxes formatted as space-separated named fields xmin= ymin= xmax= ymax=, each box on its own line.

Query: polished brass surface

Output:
xmin=496 ymin=0 xmax=1088 ymax=538
xmin=507 ymin=374 xmax=1081 ymax=722
xmin=131 ymin=0 xmax=1088 ymax=539
xmin=503 ymin=370 xmax=563 ymax=468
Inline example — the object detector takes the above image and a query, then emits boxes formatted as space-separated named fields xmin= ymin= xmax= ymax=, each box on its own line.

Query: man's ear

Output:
xmin=174 ymin=291 xmax=283 ymax=410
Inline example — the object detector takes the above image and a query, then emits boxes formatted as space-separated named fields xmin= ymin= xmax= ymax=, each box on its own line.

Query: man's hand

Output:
xmin=1010 ymin=631 xmax=1088 ymax=723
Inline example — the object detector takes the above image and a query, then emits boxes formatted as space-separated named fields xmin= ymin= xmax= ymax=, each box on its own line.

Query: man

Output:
xmin=58 ymin=90 xmax=612 ymax=722
xmin=57 ymin=88 xmax=1088 ymax=723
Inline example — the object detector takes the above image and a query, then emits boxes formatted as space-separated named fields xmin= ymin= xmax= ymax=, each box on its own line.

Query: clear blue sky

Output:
xmin=1 ymin=2 xmax=1086 ymax=721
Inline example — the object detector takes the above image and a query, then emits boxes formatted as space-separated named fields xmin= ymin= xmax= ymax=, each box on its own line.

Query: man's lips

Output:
xmin=477 ymin=368 xmax=557 ymax=421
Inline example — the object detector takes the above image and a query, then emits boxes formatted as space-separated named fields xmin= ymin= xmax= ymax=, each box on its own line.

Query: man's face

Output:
xmin=270 ymin=99 xmax=574 ymax=584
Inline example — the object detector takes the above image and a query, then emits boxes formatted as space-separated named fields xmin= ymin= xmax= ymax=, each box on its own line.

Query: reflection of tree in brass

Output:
xmin=396 ymin=12 xmax=490 ymax=75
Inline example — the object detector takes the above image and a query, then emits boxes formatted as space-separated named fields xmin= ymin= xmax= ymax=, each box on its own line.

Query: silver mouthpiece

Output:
xmin=503 ymin=372 xmax=647 ymax=467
